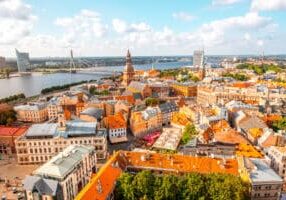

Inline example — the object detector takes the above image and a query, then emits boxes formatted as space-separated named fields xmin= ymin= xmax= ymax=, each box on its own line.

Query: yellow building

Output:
xmin=171 ymin=82 xmax=197 ymax=97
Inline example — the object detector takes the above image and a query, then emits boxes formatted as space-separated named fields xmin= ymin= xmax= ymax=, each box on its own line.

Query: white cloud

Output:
xmin=55 ymin=9 xmax=108 ymax=43
xmin=257 ymin=40 xmax=264 ymax=46
xmin=172 ymin=12 xmax=195 ymax=21
xmin=212 ymin=0 xmax=242 ymax=6
xmin=112 ymin=19 xmax=151 ymax=34
xmin=251 ymin=0 xmax=286 ymax=11
xmin=244 ymin=33 xmax=251 ymax=41
xmin=0 ymin=0 xmax=37 ymax=44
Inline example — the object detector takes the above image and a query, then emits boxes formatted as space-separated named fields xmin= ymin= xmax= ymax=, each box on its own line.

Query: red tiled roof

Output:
xmin=0 ymin=126 xmax=28 ymax=137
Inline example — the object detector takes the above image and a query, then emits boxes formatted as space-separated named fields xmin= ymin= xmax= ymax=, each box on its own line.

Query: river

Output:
xmin=0 ymin=61 xmax=192 ymax=98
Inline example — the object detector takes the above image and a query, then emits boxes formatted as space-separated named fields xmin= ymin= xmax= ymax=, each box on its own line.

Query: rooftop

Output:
xmin=23 ymin=176 xmax=59 ymax=196
xmin=0 ymin=126 xmax=28 ymax=137
xmin=34 ymin=145 xmax=94 ymax=179
xmin=153 ymin=127 xmax=182 ymax=150
xmin=14 ymin=102 xmax=48 ymax=111
xmin=104 ymin=113 xmax=126 ymax=129
xmin=246 ymin=158 xmax=283 ymax=184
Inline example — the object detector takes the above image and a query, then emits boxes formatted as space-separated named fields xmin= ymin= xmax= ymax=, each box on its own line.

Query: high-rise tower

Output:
xmin=15 ymin=49 xmax=30 ymax=73
xmin=122 ymin=49 xmax=135 ymax=86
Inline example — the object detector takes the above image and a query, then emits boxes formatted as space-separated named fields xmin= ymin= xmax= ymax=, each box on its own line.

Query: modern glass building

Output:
xmin=15 ymin=49 xmax=30 ymax=73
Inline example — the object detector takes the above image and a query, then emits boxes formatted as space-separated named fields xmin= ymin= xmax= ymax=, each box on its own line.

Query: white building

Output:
xmin=268 ymin=146 xmax=286 ymax=183
xmin=15 ymin=117 xmax=107 ymax=164
xmin=23 ymin=145 xmax=97 ymax=200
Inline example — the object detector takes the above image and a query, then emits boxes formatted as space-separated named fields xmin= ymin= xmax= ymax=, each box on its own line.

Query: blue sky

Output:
xmin=0 ymin=0 xmax=286 ymax=57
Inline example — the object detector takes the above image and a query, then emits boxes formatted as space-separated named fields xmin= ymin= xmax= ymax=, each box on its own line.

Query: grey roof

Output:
xmin=58 ymin=121 xmax=97 ymax=137
xmin=80 ymin=107 xmax=104 ymax=120
xmin=26 ymin=124 xmax=57 ymax=138
xmin=240 ymin=116 xmax=267 ymax=132
xmin=34 ymin=145 xmax=95 ymax=179
xmin=248 ymin=158 xmax=283 ymax=184
xmin=23 ymin=176 xmax=59 ymax=196
xmin=142 ymin=107 xmax=160 ymax=120
xmin=14 ymin=102 xmax=48 ymax=111
xmin=159 ymin=102 xmax=178 ymax=113
xmin=128 ymin=81 xmax=147 ymax=92
xmin=24 ymin=121 xmax=106 ymax=138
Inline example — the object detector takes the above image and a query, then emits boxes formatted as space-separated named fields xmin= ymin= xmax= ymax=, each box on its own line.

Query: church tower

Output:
xmin=122 ymin=49 xmax=135 ymax=86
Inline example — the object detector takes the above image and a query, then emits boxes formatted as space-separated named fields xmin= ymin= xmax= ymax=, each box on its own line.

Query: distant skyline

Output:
xmin=0 ymin=0 xmax=286 ymax=57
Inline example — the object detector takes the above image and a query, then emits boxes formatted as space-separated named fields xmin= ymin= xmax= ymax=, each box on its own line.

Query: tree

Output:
xmin=133 ymin=170 xmax=155 ymax=199
xmin=145 ymin=98 xmax=159 ymax=107
xmin=115 ymin=171 xmax=250 ymax=200
xmin=181 ymin=124 xmax=198 ymax=145
xmin=178 ymin=173 xmax=206 ymax=200
xmin=272 ymin=117 xmax=286 ymax=131
xmin=115 ymin=173 xmax=136 ymax=200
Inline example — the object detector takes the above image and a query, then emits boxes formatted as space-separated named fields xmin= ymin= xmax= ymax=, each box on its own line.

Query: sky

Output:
xmin=0 ymin=0 xmax=286 ymax=57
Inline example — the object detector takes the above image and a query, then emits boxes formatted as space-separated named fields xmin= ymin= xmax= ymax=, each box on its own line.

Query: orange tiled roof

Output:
xmin=105 ymin=113 xmax=126 ymax=129
xmin=236 ymin=143 xmax=263 ymax=158
xmin=232 ymin=82 xmax=253 ymax=88
xmin=76 ymin=151 xmax=239 ymax=200
xmin=115 ymin=95 xmax=135 ymax=105
xmin=211 ymin=121 xmax=245 ymax=142
xmin=249 ymin=128 xmax=263 ymax=139
xmin=76 ymin=152 xmax=123 ymax=200
xmin=171 ymin=112 xmax=191 ymax=126
xmin=0 ymin=126 xmax=28 ymax=137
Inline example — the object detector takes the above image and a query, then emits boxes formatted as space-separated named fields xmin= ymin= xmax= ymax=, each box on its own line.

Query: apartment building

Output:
xmin=268 ymin=146 xmax=286 ymax=190
xmin=15 ymin=116 xmax=107 ymax=164
xmin=23 ymin=145 xmax=97 ymax=200
xmin=130 ymin=107 xmax=162 ymax=137
xmin=104 ymin=112 xmax=127 ymax=143
xmin=14 ymin=102 xmax=48 ymax=123
xmin=159 ymin=102 xmax=179 ymax=126
xmin=238 ymin=157 xmax=283 ymax=200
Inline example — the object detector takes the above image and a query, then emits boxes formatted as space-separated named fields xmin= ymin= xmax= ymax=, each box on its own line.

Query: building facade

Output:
xmin=159 ymin=102 xmax=179 ymax=126
xmin=171 ymin=82 xmax=197 ymax=97
xmin=130 ymin=107 xmax=162 ymax=137
xmin=14 ymin=102 xmax=48 ymax=123
xmin=104 ymin=113 xmax=127 ymax=143
xmin=268 ymin=146 xmax=286 ymax=190
xmin=0 ymin=126 xmax=27 ymax=157
xmin=15 ymin=119 xmax=107 ymax=164
xmin=23 ymin=145 xmax=97 ymax=200
xmin=238 ymin=157 xmax=283 ymax=200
